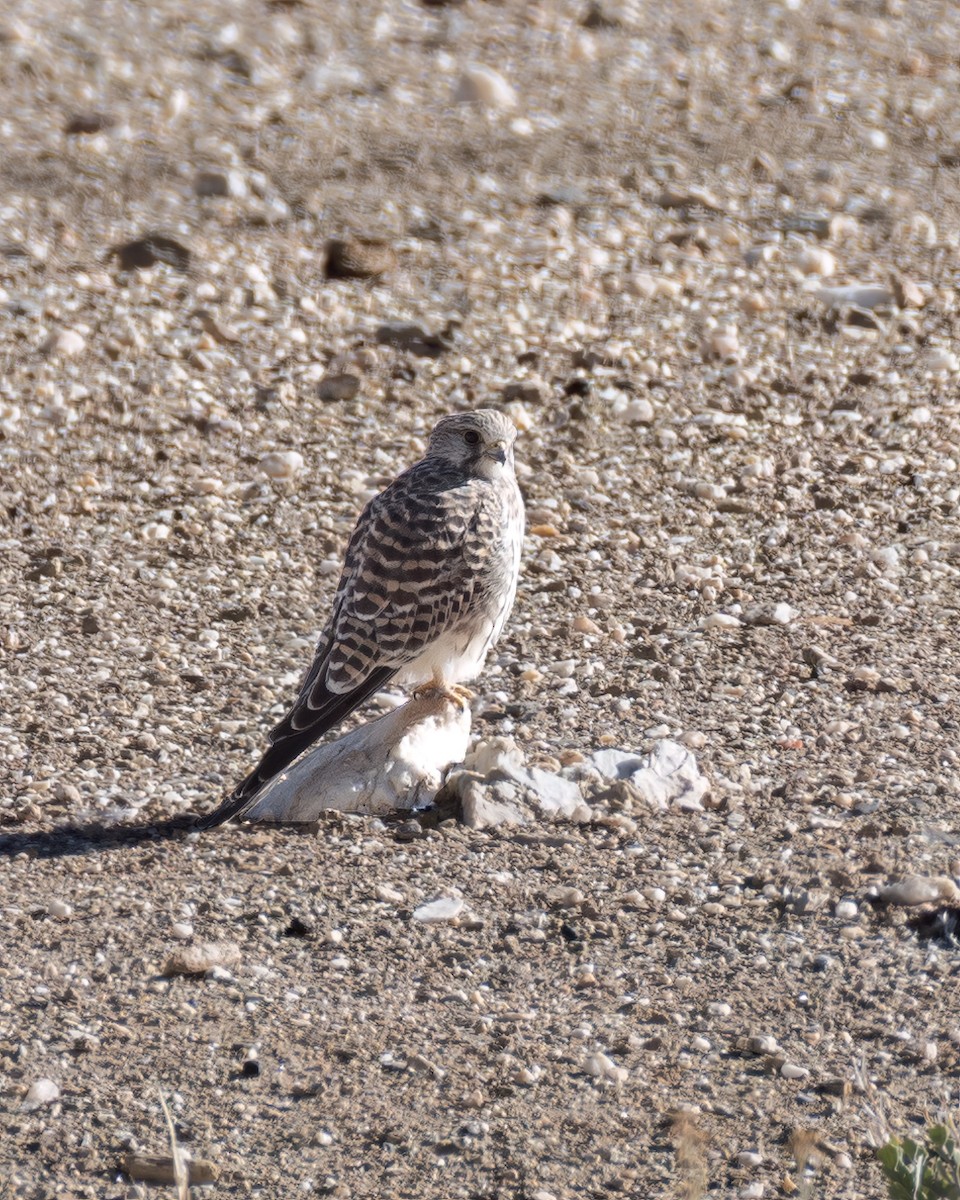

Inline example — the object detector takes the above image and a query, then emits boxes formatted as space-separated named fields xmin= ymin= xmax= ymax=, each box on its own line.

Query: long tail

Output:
xmin=196 ymin=665 xmax=397 ymax=829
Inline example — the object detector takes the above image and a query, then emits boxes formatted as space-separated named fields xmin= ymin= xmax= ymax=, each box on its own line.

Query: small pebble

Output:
xmin=259 ymin=451 xmax=305 ymax=481
xmin=780 ymin=1062 xmax=809 ymax=1080
xmin=412 ymin=897 xmax=464 ymax=923
xmin=21 ymin=1078 xmax=60 ymax=1112
xmin=454 ymin=64 xmax=518 ymax=111
xmin=834 ymin=899 xmax=858 ymax=921
xmin=40 ymin=328 xmax=86 ymax=357
xmin=797 ymin=246 xmax=835 ymax=277
xmin=47 ymin=899 xmax=73 ymax=920
xmin=162 ymin=940 xmax=241 ymax=977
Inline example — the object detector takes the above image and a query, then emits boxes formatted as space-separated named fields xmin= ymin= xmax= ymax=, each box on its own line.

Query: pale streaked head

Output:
xmin=426 ymin=409 xmax=518 ymax=480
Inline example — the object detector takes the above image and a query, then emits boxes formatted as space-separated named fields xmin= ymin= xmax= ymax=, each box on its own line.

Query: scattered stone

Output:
xmin=194 ymin=169 xmax=246 ymax=199
xmin=583 ymin=1052 xmax=627 ymax=1083
xmin=879 ymin=876 xmax=959 ymax=908
xmin=742 ymin=602 xmax=798 ymax=626
xmin=590 ymin=741 xmax=709 ymax=811
xmin=162 ymin=940 xmax=241 ymax=977
xmin=170 ymin=922 xmax=194 ymax=940
xmin=258 ymin=450 xmax=305 ymax=481
xmin=458 ymin=776 xmax=527 ymax=830
xmin=816 ymin=284 xmax=894 ymax=311
xmin=454 ymin=64 xmax=517 ymax=111
xmin=197 ymin=310 xmax=240 ymax=344
xmin=324 ymin=236 xmax=396 ymax=280
xmin=111 ymin=234 xmax=191 ymax=273
xmin=64 ymin=111 xmax=116 ymax=135
xmin=781 ymin=1062 xmax=810 ymax=1080
xmin=796 ymin=246 xmax=836 ymax=277
xmin=376 ymin=320 xmax=453 ymax=358
xmin=46 ymin=899 xmax=72 ymax=919
xmin=123 ymin=1154 xmax=219 ymax=1186
xmin=318 ymin=373 xmax=361 ymax=402
xmin=412 ymin=897 xmax=464 ymax=923
xmin=503 ymin=379 xmax=544 ymax=404
xmin=745 ymin=1034 xmax=780 ymax=1056
xmin=39 ymin=328 xmax=85 ymax=357
xmin=21 ymin=1079 xmax=60 ymax=1112
xmin=834 ymin=899 xmax=858 ymax=921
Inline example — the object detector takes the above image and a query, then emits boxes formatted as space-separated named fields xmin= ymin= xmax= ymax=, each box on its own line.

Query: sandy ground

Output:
xmin=3 ymin=0 xmax=960 ymax=1196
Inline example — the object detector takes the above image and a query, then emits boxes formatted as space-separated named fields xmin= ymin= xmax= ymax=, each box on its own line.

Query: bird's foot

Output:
xmin=413 ymin=680 xmax=474 ymax=711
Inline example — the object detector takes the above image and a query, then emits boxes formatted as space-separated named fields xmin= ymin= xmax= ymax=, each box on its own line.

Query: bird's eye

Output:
xmin=464 ymin=429 xmax=481 ymax=446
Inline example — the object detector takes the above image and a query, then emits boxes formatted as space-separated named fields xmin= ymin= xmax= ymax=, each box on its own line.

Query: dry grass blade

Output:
xmin=158 ymin=1087 xmax=189 ymax=1200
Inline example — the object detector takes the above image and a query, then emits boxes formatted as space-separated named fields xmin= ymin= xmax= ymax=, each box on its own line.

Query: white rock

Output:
xmin=583 ymin=1052 xmax=627 ymax=1082
xmin=458 ymin=777 xmax=526 ymax=830
xmin=304 ymin=62 xmax=365 ymax=97
xmin=737 ymin=1151 xmax=763 ymax=1168
xmin=925 ymin=347 xmax=959 ymax=374
xmin=592 ymin=740 xmax=709 ymax=812
xmin=834 ymin=899 xmax=858 ymax=921
xmin=742 ymin=602 xmax=798 ymax=626
xmin=375 ymin=884 xmax=405 ymax=905
xmin=797 ymin=247 xmax=836 ymax=277
xmin=46 ymin=899 xmax=72 ymax=920
xmin=701 ymin=612 xmax=742 ymax=631
xmin=880 ymin=875 xmax=959 ymax=907
xmin=240 ymin=691 xmax=471 ymax=822
xmin=171 ymin=921 xmax=194 ymax=940
xmin=259 ymin=450 xmax=305 ymax=481
xmin=40 ymin=328 xmax=85 ymax=357
xmin=21 ymin=1078 xmax=60 ymax=1111
xmin=454 ymin=64 xmax=517 ymax=111
xmin=816 ymin=284 xmax=894 ymax=311
xmin=746 ymin=1034 xmax=779 ymax=1055
xmin=624 ymin=397 xmax=654 ymax=424
xmin=465 ymin=737 xmax=525 ymax=777
xmin=194 ymin=169 xmax=247 ymax=199
xmin=780 ymin=1061 xmax=809 ymax=1080
xmin=413 ymin=897 xmax=464 ymax=924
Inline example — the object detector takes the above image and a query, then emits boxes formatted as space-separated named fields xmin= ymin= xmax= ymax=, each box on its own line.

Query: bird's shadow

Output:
xmin=0 ymin=815 xmax=197 ymax=861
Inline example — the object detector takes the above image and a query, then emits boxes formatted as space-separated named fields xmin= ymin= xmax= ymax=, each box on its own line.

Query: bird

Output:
xmin=197 ymin=408 xmax=524 ymax=828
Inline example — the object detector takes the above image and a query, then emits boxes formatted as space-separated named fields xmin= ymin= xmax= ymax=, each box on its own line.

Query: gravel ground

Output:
xmin=3 ymin=1 xmax=960 ymax=1196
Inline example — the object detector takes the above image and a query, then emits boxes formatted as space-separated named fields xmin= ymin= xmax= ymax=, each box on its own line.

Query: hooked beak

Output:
xmin=486 ymin=443 xmax=507 ymax=465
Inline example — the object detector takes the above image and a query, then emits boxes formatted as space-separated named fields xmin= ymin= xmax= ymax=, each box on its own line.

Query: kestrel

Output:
xmin=198 ymin=409 xmax=524 ymax=828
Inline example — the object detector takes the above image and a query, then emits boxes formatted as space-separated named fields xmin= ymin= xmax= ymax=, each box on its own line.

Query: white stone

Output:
xmin=259 ymin=451 xmax=305 ymax=481
xmin=816 ymin=284 xmax=894 ymax=310
xmin=925 ymin=347 xmax=959 ymax=374
xmin=40 ymin=328 xmax=85 ymax=357
xmin=780 ymin=1061 xmax=809 ymax=1080
xmin=21 ymin=1078 xmax=60 ymax=1111
xmin=413 ymin=897 xmax=464 ymax=924
xmin=46 ymin=899 xmax=72 ymax=919
xmin=797 ymin=246 xmax=835 ymax=277
xmin=591 ymin=740 xmax=709 ymax=812
xmin=701 ymin=612 xmax=742 ymax=631
xmin=454 ymin=64 xmax=517 ymax=111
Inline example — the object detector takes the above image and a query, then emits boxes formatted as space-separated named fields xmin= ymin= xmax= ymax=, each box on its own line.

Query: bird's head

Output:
xmin=427 ymin=409 xmax=518 ymax=480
